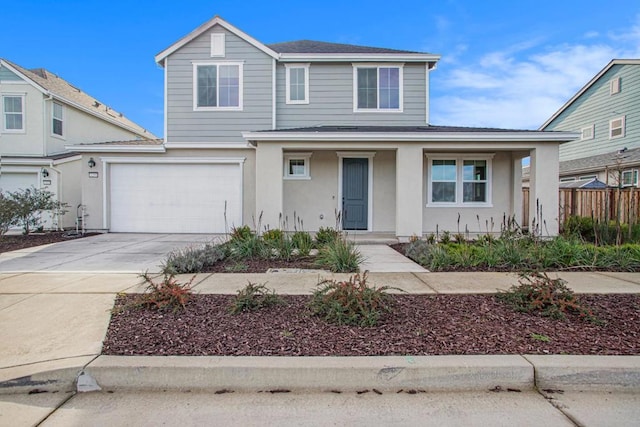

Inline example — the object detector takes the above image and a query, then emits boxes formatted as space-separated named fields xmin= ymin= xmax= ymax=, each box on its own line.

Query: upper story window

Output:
xmin=193 ymin=62 xmax=243 ymax=111
xmin=285 ymin=64 xmax=309 ymax=104
xmin=581 ymin=125 xmax=594 ymax=140
xmin=427 ymin=155 xmax=493 ymax=206
xmin=52 ymin=102 xmax=64 ymax=137
xmin=353 ymin=64 xmax=403 ymax=112
xmin=609 ymin=116 xmax=625 ymax=139
xmin=2 ymin=94 xmax=25 ymax=132
xmin=610 ymin=77 xmax=621 ymax=95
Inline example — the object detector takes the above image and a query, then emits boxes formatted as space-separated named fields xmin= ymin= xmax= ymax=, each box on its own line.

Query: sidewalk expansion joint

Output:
xmin=410 ymin=272 xmax=439 ymax=293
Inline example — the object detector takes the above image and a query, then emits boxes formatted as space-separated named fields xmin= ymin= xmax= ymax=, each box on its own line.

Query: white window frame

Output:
xmin=579 ymin=175 xmax=597 ymax=180
xmin=621 ymin=169 xmax=638 ymax=187
xmin=52 ymin=101 xmax=64 ymax=138
xmin=210 ymin=33 xmax=225 ymax=57
xmin=610 ymin=77 xmax=621 ymax=95
xmin=283 ymin=152 xmax=312 ymax=180
xmin=352 ymin=63 xmax=404 ymax=112
xmin=609 ymin=116 xmax=625 ymax=139
xmin=581 ymin=124 xmax=594 ymax=140
xmin=192 ymin=61 xmax=244 ymax=111
xmin=560 ymin=177 xmax=577 ymax=182
xmin=426 ymin=154 xmax=494 ymax=207
xmin=2 ymin=93 xmax=26 ymax=133
xmin=285 ymin=64 xmax=310 ymax=105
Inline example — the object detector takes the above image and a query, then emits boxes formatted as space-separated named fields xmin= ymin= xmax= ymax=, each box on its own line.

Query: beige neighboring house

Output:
xmin=0 ymin=58 xmax=156 ymax=229
xmin=67 ymin=16 xmax=577 ymax=239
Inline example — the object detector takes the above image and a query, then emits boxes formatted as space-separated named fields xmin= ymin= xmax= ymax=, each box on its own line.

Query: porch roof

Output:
xmin=243 ymin=125 xmax=578 ymax=143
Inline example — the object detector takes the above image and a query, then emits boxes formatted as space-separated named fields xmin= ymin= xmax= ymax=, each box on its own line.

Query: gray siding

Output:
xmin=0 ymin=66 xmax=21 ymax=81
xmin=276 ymin=63 xmax=427 ymax=128
xmin=547 ymin=64 xmax=640 ymax=161
xmin=166 ymin=26 xmax=273 ymax=142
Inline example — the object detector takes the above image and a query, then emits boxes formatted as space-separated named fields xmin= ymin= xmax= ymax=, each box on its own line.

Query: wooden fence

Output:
xmin=522 ymin=187 xmax=640 ymax=228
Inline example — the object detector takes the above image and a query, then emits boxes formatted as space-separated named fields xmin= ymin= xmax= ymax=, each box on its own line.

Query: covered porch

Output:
xmin=243 ymin=126 xmax=578 ymax=241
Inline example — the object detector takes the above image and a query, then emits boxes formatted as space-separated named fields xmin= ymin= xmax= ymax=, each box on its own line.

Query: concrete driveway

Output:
xmin=0 ymin=233 xmax=220 ymax=273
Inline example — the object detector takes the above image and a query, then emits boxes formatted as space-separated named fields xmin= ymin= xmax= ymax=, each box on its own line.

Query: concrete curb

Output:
xmin=1 ymin=355 xmax=638 ymax=395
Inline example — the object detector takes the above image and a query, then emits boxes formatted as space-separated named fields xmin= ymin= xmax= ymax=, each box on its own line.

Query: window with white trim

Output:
xmin=353 ymin=64 xmax=403 ymax=111
xmin=428 ymin=155 xmax=493 ymax=206
xmin=2 ymin=94 xmax=25 ymax=132
xmin=560 ymin=177 xmax=577 ymax=182
xmin=622 ymin=170 xmax=638 ymax=187
xmin=52 ymin=102 xmax=64 ymax=137
xmin=283 ymin=153 xmax=312 ymax=179
xmin=285 ymin=64 xmax=309 ymax=104
xmin=610 ymin=77 xmax=621 ymax=95
xmin=579 ymin=175 xmax=597 ymax=180
xmin=609 ymin=116 xmax=625 ymax=139
xmin=581 ymin=125 xmax=594 ymax=140
xmin=193 ymin=62 xmax=243 ymax=110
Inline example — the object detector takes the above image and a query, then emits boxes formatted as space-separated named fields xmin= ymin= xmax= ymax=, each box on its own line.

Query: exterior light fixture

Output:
xmin=88 ymin=157 xmax=96 ymax=168
xmin=41 ymin=168 xmax=49 ymax=178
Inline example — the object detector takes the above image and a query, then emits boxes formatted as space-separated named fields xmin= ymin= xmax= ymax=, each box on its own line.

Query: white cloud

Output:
xmin=431 ymin=16 xmax=640 ymax=129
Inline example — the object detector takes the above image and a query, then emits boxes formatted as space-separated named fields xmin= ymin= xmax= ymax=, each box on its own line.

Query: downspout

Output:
xmin=43 ymin=94 xmax=53 ymax=157
xmin=272 ymin=58 xmax=276 ymax=129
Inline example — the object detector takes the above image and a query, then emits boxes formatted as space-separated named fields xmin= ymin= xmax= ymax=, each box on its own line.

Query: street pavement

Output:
xmin=0 ymin=233 xmax=639 ymax=426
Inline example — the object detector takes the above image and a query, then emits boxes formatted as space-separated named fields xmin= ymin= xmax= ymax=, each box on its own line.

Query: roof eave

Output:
xmin=278 ymin=53 xmax=441 ymax=63
xmin=64 ymin=144 xmax=166 ymax=153
xmin=154 ymin=16 xmax=279 ymax=65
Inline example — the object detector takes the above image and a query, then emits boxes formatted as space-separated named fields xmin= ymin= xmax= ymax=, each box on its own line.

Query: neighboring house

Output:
xmin=540 ymin=59 xmax=640 ymax=188
xmin=0 ymin=58 xmax=156 ymax=228
xmin=67 ymin=16 xmax=576 ymax=239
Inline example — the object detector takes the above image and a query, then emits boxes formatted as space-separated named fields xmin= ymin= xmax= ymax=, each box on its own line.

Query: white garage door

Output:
xmin=109 ymin=163 xmax=242 ymax=233
xmin=0 ymin=172 xmax=38 ymax=194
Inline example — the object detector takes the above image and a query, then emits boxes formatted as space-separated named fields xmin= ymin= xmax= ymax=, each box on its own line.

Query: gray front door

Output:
xmin=342 ymin=158 xmax=368 ymax=230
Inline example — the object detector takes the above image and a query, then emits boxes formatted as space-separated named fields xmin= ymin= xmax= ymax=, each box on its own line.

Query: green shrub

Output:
xmin=225 ymin=232 xmax=268 ymax=260
xmin=315 ymin=227 xmax=340 ymax=246
xmin=229 ymin=282 xmax=282 ymax=314
xmin=162 ymin=243 xmax=226 ymax=274
xmin=310 ymin=272 xmax=395 ymax=327
xmin=291 ymin=231 xmax=313 ymax=256
xmin=315 ymin=237 xmax=363 ymax=272
xmin=0 ymin=193 xmax=18 ymax=237
xmin=262 ymin=228 xmax=284 ymax=244
xmin=7 ymin=187 xmax=69 ymax=234
xmin=133 ymin=272 xmax=194 ymax=312
xmin=229 ymin=225 xmax=253 ymax=242
xmin=496 ymin=272 xmax=599 ymax=322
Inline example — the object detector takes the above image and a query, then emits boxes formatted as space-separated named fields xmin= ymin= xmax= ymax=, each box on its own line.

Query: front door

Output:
xmin=342 ymin=158 xmax=368 ymax=230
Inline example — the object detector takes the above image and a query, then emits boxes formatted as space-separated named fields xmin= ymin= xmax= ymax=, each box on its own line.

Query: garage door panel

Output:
xmin=109 ymin=163 xmax=241 ymax=233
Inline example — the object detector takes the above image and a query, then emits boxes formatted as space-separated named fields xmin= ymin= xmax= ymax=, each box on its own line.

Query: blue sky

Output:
xmin=2 ymin=0 xmax=639 ymax=137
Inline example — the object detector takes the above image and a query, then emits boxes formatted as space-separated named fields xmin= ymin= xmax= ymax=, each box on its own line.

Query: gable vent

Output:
xmin=610 ymin=77 xmax=621 ymax=95
xmin=210 ymin=33 xmax=226 ymax=57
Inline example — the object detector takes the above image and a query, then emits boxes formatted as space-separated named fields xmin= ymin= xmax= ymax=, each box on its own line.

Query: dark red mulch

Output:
xmin=103 ymin=294 xmax=640 ymax=356
xmin=202 ymin=256 xmax=319 ymax=273
xmin=0 ymin=231 xmax=100 ymax=254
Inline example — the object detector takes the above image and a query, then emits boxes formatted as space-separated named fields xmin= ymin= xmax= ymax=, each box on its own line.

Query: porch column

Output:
xmin=255 ymin=143 xmax=283 ymax=231
xmin=511 ymin=154 xmax=523 ymax=225
xmin=396 ymin=145 xmax=423 ymax=240
xmin=529 ymin=144 xmax=559 ymax=236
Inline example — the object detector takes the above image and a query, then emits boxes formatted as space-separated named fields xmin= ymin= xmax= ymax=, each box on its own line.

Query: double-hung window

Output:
xmin=285 ymin=64 xmax=309 ymax=104
xmin=428 ymin=155 xmax=493 ymax=206
xmin=622 ymin=170 xmax=638 ymax=187
xmin=2 ymin=94 xmax=25 ymax=132
xmin=52 ymin=102 xmax=64 ymax=137
xmin=193 ymin=62 xmax=243 ymax=110
xmin=609 ymin=116 xmax=625 ymax=139
xmin=353 ymin=64 xmax=403 ymax=111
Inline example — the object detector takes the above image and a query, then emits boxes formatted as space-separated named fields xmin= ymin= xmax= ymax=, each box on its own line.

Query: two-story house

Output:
xmin=541 ymin=59 xmax=640 ymax=188
xmin=0 ymin=58 xmax=156 ymax=228
xmin=68 ymin=16 xmax=576 ymax=239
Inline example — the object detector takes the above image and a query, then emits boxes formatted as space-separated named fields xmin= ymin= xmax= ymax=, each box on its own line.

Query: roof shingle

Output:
xmin=267 ymin=40 xmax=426 ymax=54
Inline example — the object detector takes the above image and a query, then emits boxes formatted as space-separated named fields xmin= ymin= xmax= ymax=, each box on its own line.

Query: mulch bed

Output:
xmin=103 ymin=294 xmax=640 ymax=356
xmin=201 ymin=256 xmax=319 ymax=273
xmin=0 ymin=231 xmax=99 ymax=254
